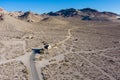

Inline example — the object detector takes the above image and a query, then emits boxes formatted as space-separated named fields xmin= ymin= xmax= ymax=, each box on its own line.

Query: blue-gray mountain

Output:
xmin=46 ymin=8 xmax=119 ymax=21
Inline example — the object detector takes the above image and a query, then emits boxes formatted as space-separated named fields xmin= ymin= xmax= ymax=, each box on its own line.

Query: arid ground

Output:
xmin=0 ymin=8 xmax=120 ymax=80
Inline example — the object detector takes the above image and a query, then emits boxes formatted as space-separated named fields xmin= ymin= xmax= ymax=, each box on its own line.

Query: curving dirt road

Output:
xmin=52 ymin=28 xmax=76 ymax=48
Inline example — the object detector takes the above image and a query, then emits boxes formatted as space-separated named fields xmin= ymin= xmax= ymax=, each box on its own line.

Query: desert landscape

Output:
xmin=0 ymin=6 xmax=120 ymax=80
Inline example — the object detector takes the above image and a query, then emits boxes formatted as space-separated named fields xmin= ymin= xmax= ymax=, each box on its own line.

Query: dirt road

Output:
xmin=30 ymin=53 xmax=40 ymax=80
xmin=53 ymin=28 xmax=77 ymax=48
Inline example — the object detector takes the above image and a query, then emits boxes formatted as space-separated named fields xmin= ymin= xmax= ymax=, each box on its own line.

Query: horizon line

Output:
xmin=1 ymin=7 xmax=119 ymax=15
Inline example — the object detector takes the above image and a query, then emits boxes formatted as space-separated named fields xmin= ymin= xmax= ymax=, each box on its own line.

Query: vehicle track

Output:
xmin=51 ymin=27 xmax=117 ymax=80
xmin=77 ymin=53 xmax=116 ymax=80
xmin=52 ymin=27 xmax=77 ymax=48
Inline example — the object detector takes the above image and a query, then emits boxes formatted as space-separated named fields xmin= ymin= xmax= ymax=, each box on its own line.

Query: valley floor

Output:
xmin=36 ymin=22 xmax=120 ymax=80
xmin=0 ymin=18 xmax=120 ymax=80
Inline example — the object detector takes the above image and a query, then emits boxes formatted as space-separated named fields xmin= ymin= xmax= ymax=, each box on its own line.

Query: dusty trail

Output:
xmin=77 ymin=53 xmax=116 ymax=80
xmin=79 ymin=47 xmax=120 ymax=61
xmin=52 ymin=28 xmax=76 ymax=48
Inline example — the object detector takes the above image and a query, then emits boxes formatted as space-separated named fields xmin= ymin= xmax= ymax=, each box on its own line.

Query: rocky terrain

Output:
xmin=0 ymin=61 xmax=29 ymax=80
xmin=40 ymin=22 xmax=120 ymax=80
xmin=0 ymin=41 xmax=25 ymax=61
xmin=0 ymin=7 xmax=120 ymax=80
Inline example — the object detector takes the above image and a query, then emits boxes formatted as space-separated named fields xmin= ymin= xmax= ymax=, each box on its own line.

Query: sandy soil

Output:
xmin=40 ymin=21 xmax=120 ymax=80
xmin=0 ymin=61 xmax=29 ymax=80
xmin=0 ymin=14 xmax=120 ymax=80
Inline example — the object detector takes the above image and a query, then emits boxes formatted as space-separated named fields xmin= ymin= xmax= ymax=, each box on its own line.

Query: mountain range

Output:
xmin=47 ymin=8 xmax=119 ymax=21
xmin=0 ymin=7 xmax=120 ymax=22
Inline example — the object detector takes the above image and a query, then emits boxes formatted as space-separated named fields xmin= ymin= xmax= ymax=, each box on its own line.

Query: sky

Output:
xmin=0 ymin=0 xmax=120 ymax=14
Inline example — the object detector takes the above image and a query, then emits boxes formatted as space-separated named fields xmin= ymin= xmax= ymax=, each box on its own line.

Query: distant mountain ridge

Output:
xmin=0 ymin=7 xmax=120 ymax=22
xmin=46 ymin=8 xmax=119 ymax=21
xmin=47 ymin=8 xmax=118 ymax=17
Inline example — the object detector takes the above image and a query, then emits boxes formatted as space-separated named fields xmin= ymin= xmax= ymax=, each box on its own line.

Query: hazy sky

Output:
xmin=0 ymin=0 xmax=120 ymax=14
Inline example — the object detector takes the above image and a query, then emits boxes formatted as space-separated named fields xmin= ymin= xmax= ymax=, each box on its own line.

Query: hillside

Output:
xmin=18 ymin=11 xmax=43 ymax=22
xmin=40 ymin=17 xmax=68 ymax=25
